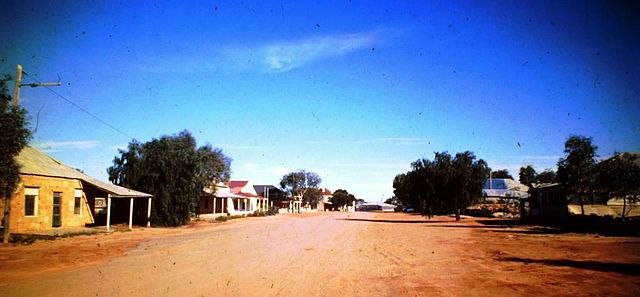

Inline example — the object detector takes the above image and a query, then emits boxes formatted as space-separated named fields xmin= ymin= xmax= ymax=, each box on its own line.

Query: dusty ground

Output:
xmin=1 ymin=211 xmax=639 ymax=296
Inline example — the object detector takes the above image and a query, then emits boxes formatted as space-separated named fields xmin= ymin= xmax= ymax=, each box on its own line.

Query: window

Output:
xmin=74 ymin=189 xmax=82 ymax=215
xmin=24 ymin=188 xmax=39 ymax=216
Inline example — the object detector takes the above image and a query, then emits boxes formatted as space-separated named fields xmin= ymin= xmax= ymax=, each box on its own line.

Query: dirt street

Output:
xmin=1 ymin=211 xmax=639 ymax=296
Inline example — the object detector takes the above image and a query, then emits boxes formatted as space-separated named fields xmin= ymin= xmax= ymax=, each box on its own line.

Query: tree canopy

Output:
xmin=557 ymin=135 xmax=598 ymax=215
xmin=518 ymin=165 xmax=536 ymax=186
xmin=330 ymin=189 xmax=356 ymax=208
xmin=393 ymin=151 xmax=489 ymax=221
xmin=536 ymin=169 xmax=556 ymax=184
xmin=595 ymin=153 xmax=640 ymax=219
xmin=518 ymin=166 xmax=556 ymax=186
xmin=491 ymin=169 xmax=513 ymax=179
xmin=1 ymin=74 xmax=32 ymax=242
xmin=107 ymin=130 xmax=231 ymax=226
xmin=279 ymin=170 xmax=322 ymax=205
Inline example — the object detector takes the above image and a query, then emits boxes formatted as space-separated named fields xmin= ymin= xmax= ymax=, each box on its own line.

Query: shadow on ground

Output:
xmin=340 ymin=218 xmax=450 ymax=224
xmin=499 ymin=256 xmax=640 ymax=276
xmin=341 ymin=217 xmax=640 ymax=237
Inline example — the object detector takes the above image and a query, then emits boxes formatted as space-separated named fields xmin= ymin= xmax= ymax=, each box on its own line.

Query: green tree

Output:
xmin=393 ymin=151 xmax=488 ymax=221
xmin=302 ymin=188 xmax=323 ymax=206
xmin=108 ymin=130 xmax=231 ymax=226
xmin=392 ymin=173 xmax=411 ymax=208
xmin=279 ymin=170 xmax=322 ymax=206
xmin=330 ymin=189 xmax=356 ymax=209
xmin=491 ymin=169 xmax=513 ymax=179
xmin=596 ymin=153 xmax=640 ymax=220
xmin=535 ymin=169 xmax=556 ymax=184
xmin=384 ymin=196 xmax=399 ymax=206
xmin=557 ymin=135 xmax=598 ymax=215
xmin=1 ymin=74 xmax=32 ymax=243
xmin=518 ymin=165 xmax=536 ymax=187
xmin=197 ymin=144 xmax=232 ymax=187
xmin=451 ymin=151 xmax=490 ymax=221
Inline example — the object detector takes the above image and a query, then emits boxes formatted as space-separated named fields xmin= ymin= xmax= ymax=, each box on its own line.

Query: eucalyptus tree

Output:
xmin=491 ymin=169 xmax=513 ymax=179
xmin=279 ymin=170 xmax=322 ymax=206
xmin=536 ymin=169 xmax=556 ymax=184
xmin=557 ymin=135 xmax=598 ymax=215
xmin=519 ymin=165 xmax=537 ymax=187
xmin=596 ymin=153 xmax=640 ymax=220
xmin=393 ymin=151 xmax=488 ymax=221
xmin=451 ymin=151 xmax=490 ymax=221
xmin=108 ymin=130 xmax=231 ymax=226
xmin=330 ymin=189 xmax=356 ymax=209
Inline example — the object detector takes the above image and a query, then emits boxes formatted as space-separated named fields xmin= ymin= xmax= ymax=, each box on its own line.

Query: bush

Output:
xmin=267 ymin=207 xmax=278 ymax=216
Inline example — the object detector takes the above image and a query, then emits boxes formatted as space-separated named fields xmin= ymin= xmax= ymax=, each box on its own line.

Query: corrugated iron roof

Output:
xmin=483 ymin=178 xmax=529 ymax=198
xmin=17 ymin=146 xmax=152 ymax=199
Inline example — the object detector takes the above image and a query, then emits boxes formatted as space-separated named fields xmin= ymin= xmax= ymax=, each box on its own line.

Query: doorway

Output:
xmin=52 ymin=192 xmax=62 ymax=227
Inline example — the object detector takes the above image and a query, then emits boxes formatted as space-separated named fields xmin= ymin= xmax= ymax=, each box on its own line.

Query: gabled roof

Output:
xmin=484 ymin=178 xmax=529 ymax=192
xmin=322 ymin=188 xmax=332 ymax=195
xmin=16 ymin=146 xmax=152 ymax=199
xmin=228 ymin=180 xmax=249 ymax=192
xmin=227 ymin=180 xmax=262 ymax=197
xmin=483 ymin=178 xmax=529 ymax=198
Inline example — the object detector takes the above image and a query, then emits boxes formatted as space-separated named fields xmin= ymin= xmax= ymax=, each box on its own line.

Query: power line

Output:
xmin=22 ymin=71 xmax=137 ymax=141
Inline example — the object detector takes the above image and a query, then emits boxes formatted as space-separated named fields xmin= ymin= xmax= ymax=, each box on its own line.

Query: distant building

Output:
xmin=318 ymin=187 xmax=333 ymax=211
xmin=198 ymin=180 xmax=269 ymax=218
xmin=254 ymin=184 xmax=285 ymax=207
xmin=482 ymin=178 xmax=529 ymax=202
xmin=356 ymin=202 xmax=395 ymax=212
xmin=521 ymin=183 xmax=568 ymax=218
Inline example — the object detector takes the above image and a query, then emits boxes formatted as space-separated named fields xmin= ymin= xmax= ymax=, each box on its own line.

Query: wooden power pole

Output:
xmin=3 ymin=64 xmax=61 ymax=243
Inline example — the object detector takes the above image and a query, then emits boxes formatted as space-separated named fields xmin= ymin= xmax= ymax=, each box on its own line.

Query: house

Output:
xmin=594 ymin=152 xmax=640 ymax=217
xmin=521 ymin=183 xmax=568 ymax=218
xmin=0 ymin=146 xmax=153 ymax=234
xmin=356 ymin=201 xmax=395 ymax=212
xmin=318 ymin=187 xmax=333 ymax=211
xmin=228 ymin=180 xmax=269 ymax=214
xmin=483 ymin=178 xmax=529 ymax=202
xmin=521 ymin=152 xmax=640 ymax=220
xmin=198 ymin=180 xmax=269 ymax=218
xmin=253 ymin=184 xmax=285 ymax=209
xmin=294 ymin=187 xmax=332 ymax=212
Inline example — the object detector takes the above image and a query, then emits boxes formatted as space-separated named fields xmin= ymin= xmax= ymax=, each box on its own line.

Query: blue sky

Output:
xmin=2 ymin=0 xmax=639 ymax=201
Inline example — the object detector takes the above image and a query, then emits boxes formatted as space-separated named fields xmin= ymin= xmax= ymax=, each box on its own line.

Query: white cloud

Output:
xmin=37 ymin=140 xmax=100 ymax=150
xmin=222 ymin=30 xmax=386 ymax=73
xmin=260 ymin=33 xmax=376 ymax=73
xmin=138 ymin=29 xmax=396 ymax=74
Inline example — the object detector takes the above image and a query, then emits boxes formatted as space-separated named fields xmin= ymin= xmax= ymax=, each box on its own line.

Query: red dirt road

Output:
xmin=1 ymin=212 xmax=639 ymax=296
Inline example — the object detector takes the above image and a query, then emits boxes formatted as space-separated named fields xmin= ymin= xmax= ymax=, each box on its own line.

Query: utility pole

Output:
xmin=12 ymin=65 xmax=22 ymax=107
xmin=3 ymin=64 xmax=61 ymax=243
xmin=12 ymin=64 xmax=62 ymax=107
